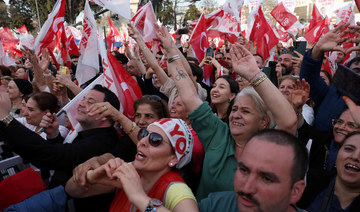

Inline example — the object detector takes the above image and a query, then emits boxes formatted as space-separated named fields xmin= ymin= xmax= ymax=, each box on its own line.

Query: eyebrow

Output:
xmin=238 ymin=162 xmax=280 ymax=182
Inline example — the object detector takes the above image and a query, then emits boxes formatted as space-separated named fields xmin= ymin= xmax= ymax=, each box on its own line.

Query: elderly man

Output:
xmin=198 ymin=129 xmax=308 ymax=212
xmin=0 ymin=84 xmax=122 ymax=211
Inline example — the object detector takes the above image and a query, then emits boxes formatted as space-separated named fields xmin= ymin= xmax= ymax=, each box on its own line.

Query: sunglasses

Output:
xmin=137 ymin=128 xmax=171 ymax=147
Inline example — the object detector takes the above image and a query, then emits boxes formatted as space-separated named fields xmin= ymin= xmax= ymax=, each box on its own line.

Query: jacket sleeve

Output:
xmin=0 ymin=119 xmax=116 ymax=170
xmin=300 ymin=49 xmax=329 ymax=105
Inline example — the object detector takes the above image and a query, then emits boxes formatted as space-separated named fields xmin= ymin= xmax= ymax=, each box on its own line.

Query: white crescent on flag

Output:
xmin=200 ymin=32 xmax=207 ymax=51
xmin=265 ymin=33 xmax=269 ymax=44
xmin=313 ymin=26 xmax=320 ymax=37
xmin=52 ymin=17 xmax=65 ymax=32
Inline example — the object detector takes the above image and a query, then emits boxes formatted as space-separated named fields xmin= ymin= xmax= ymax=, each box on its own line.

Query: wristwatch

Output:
xmin=144 ymin=198 xmax=162 ymax=212
xmin=0 ymin=114 xmax=14 ymax=128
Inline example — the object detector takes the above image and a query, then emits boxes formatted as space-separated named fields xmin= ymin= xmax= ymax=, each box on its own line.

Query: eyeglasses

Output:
xmin=332 ymin=119 xmax=360 ymax=130
xmin=137 ymin=128 xmax=171 ymax=147
xmin=143 ymin=95 xmax=162 ymax=102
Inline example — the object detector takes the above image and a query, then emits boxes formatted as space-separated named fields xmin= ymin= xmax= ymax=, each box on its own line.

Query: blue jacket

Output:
xmin=300 ymin=50 xmax=346 ymax=132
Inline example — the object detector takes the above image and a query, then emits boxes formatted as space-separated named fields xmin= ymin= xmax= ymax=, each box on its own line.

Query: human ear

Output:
xmin=289 ymin=180 xmax=306 ymax=204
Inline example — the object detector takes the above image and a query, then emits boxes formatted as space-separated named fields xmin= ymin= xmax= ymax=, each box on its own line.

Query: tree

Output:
xmin=9 ymin=0 xmax=34 ymax=31
xmin=183 ymin=4 xmax=201 ymax=27
xmin=0 ymin=0 xmax=10 ymax=28
xmin=156 ymin=0 xmax=175 ymax=26
xmin=198 ymin=0 xmax=218 ymax=14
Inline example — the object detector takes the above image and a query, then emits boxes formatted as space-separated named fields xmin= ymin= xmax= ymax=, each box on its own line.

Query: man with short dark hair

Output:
xmin=278 ymin=52 xmax=294 ymax=75
xmin=0 ymin=84 xmax=123 ymax=211
xmin=253 ymin=54 xmax=264 ymax=68
xmin=198 ymin=129 xmax=308 ymax=212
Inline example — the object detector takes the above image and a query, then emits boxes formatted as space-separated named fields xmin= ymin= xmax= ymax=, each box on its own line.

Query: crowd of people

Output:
xmin=0 ymin=21 xmax=360 ymax=212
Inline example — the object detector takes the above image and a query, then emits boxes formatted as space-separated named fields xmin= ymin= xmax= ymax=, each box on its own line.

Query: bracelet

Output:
xmin=248 ymin=70 xmax=262 ymax=83
xmin=250 ymin=73 xmax=267 ymax=87
xmin=43 ymin=72 xmax=52 ymax=77
xmin=125 ymin=122 xmax=137 ymax=135
xmin=167 ymin=55 xmax=181 ymax=63
xmin=0 ymin=114 xmax=14 ymax=127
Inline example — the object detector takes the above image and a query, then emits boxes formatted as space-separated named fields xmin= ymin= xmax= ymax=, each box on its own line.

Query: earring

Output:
xmin=170 ymin=163 xmax=173 ymax=166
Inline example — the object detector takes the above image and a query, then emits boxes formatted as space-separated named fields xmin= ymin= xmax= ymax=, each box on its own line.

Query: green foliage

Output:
xmin=0 ymin=1 xmax=10 ymax=28
xmin=183 ymin=4 xmax=200 ymax=26
xmin=9 ymin=0 xmax=34 ymax=31
xmin=156 ymin=0 xmax=175 ymax=26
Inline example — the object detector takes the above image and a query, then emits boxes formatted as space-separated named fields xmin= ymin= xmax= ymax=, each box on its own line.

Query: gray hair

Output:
xmin=235 ymin=86 xmax=274 ymax=128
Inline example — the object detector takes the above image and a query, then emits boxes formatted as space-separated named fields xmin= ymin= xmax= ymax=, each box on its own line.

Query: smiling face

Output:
xmin=134 ymin=104 xmax=160 ymax=129
xmin=279 ymin=79 xmax=295 ymax=102
xmin=23 ymin=98 xmax=48 ymax=126
xmin=278 ymin=54 xmax=293 ymax=72
xmin=210 ymin=78 xmax=235 ymax=105
xmin=134 ymin=125 xmax=177 ymax=173
xmin=75 ymin=90 xmax=106 ymax=128
xmin=336 ymin=133 xmax=360 ymax=188
xmin=234 ymin=138 xmax=301 ymax=212
xmin=229 ymin=95 xmax=267 ymax=140
xmin=170 ymin=96 xmax=187 ymax=120
xmin=333 ymin=110 xmax=360 ymax=144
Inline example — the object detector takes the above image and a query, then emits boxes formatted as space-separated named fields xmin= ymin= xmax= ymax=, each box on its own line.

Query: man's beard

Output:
xmin=281 ymin=65 xmax=293 ymax=76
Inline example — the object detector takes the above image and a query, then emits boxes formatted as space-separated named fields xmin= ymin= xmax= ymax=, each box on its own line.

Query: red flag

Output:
xmin=131 ymin=1 xmax=157 ymax=43
xmin=34 ymin=0 xmax=65 ymax=54
xmin=356 ymin=0 xmax=360 ymax=12
xmin=107 ymin=17 xmax=121 ymax=51
xmin=14 ymin=25 xmax=28 ymax=35
xmin=270 ymin=2 xmax=298 ymax=30
xmin=205 ymin=9 xmax=240 ymax=43
xmin=0 ymin=28 xmax=19 ymax=52
xmin=250 ymin=6 xmax=278 ymax=60
xmin=306 ymin=4 xmax=323 ymax=33
xmin=304 ymin=18 xmax=329 ymax=43
xmin=276 ymin=28 xmax=291 ymax=42
xmin=189 ymin=13 xmax=209 ymax=63
xmin=67 ymin=34 xmax=80 ymax=57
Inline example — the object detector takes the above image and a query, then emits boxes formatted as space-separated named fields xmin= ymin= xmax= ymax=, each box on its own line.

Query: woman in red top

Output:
xmin=65 ymin=118 xmax=198 ymax=212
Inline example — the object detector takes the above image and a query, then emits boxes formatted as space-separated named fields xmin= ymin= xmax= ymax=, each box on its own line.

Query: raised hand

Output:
xmin=230 ymin=43 xmax=260 ymax=80
xmin=39 ymin=112 xmax=60 ymax=138
xmin=312 ymin=24 xmax=349 ymax=58
xmin=290 ymin=78 xmax=310 ymax=112
xmin=0 ymin=86 xmax=11 ymax=119
xmin=153 ymin=24 xmax=175 ymax=53
xmin=87 ymin=102 xmax=120 ymax=122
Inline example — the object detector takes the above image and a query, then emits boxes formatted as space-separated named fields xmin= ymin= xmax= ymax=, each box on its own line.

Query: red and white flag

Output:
xmin=189 ymin=13 xmax=209 ymax=63
xmin=334 ymin=1 xmax=355 ymax=26
xmin=250 ymin=6 xmax=278 ymax=60
xmin=304 ymin=18 xmax=329 ymax=43
xmin=0 ymin=27 xmax=19 ymax=52
xmin=34 ymin=0 xmax=65 ymax=54
xmin=306 ymin=4 xmax=323 ymax=33
xmin=131 ymin=1 xmax=157 ymax=43
xmin=90 ymin=0 xmax=131 ymax=19
xmin=107 ymin=17 xmax=121 ymax=51
xmin=14 ymin=25 xmax=28 ymax=35
xmin=270 ymin=2 xmax=303 ymax=35
xmin=76 ymin=0 xmax=99 ymax=86
xmin=278 ymin=0 xmax=297 ymax=13
xmin=206 ymin=9 xmax=240 ymax=43
xmin=276 ymin=28 xmax=291 ymax=42
xmin=98 ymin=27 xmax=142 ymax=119
xmin=222 ymin=0 xmax=244 ymax=23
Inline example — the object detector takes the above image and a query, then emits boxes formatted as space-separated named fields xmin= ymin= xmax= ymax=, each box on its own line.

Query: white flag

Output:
xmin=222 ymin=0 xmax=244 ymax=23
xmin=76 ymin=0 xmax=99 ymax=86
xmin=90 ymin=0 xmax=131 ymax=19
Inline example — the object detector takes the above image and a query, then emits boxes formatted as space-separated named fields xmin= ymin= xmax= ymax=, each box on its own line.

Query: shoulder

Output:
xmin=198 ymin=191 xmax=237 ymax=212
xmin=164 ymin=182 xmax=196 ymax=210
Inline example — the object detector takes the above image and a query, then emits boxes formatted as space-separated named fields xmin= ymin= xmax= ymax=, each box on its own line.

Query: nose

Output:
xmin=241 ymin=174 xmax=257 ymax=194
xmin=137 ymin=136 xmax=149 ymax=148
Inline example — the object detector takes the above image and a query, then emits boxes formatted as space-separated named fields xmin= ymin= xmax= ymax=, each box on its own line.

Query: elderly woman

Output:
xmin=153 ymin=24 xmax=297 ymax=200
xmin=65 ymin=118 xmax=198 ymax=212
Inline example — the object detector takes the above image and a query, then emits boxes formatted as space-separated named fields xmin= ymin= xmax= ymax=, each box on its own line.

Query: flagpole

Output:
xmin=35 ymin=0 xmax=42 ymax=29
xmin=104 ymin=26 xmax=107 ymax=50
